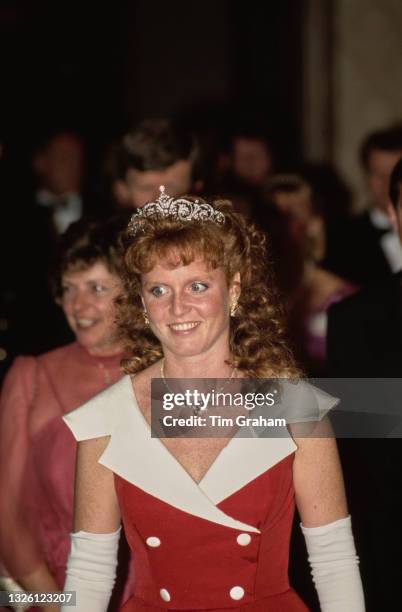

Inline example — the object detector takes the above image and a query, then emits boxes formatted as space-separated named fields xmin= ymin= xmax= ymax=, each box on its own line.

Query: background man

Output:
xmin=112 ymin=119 xmax=202 ymax=209
xmin=327 ymin=157 xmax=402 ymax=611
xmin=327 ymin=125 xmax=402 ymax=285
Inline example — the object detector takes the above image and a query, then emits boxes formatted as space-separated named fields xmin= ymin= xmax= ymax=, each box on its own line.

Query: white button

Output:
xmin=230 ymin=586 xmax=245 ymax=600
xmin=146 ymin=536 xmax=161 ymax=547
xmin=237 ymin=533 xmax=251 ymax=546
xmin=160 ymin=588 xmax=171 ymax=602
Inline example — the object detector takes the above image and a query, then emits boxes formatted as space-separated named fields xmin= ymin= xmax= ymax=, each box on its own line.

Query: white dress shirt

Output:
xmin=37 ymin=189 xmax=83 ymax=234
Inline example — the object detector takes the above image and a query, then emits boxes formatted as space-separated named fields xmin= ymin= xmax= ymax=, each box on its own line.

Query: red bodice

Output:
xmin=115 ymin=454 xmax=309 ymax=611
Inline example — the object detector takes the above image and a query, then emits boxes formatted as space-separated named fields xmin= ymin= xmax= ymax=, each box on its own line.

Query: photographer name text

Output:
xmin=162 ymin=414 xmax=287 ymax=428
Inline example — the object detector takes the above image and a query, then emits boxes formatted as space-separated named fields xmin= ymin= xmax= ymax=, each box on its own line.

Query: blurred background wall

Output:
xmin=1 ymin=0 xmax=402 ymax=209
xmin=0 ymin=0 xmax=303 ymax=183
xmin=333 ymin=0 xmax=402 ymax=209
xmin=1 ymin=4 xmax=402 ymax=608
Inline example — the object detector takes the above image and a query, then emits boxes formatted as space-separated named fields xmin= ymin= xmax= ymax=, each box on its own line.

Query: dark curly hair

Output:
xmin=117 ymin=197 xmax=299 ymax=378
xmin=52 ymin=212 xmax=131 ymax=301
xmin=114 ymin=119 xmax=201 ymax=181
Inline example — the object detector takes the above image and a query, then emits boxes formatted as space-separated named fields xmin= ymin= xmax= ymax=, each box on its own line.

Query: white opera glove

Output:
xmin=62 ymin=527 xmax=121 ymax=612
xmin=301 ymin=516 xmax=365 ymax=612
xmin=0 ymin=576 xmax=30 ymax=611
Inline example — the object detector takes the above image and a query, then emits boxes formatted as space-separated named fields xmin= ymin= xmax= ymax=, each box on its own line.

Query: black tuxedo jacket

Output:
xmin=1 ymin=188 xmax=113 ymax=378
xmin=327 ymin=271 xmax=402 ymax=377
xmin=327 ymin=273 xmax=402 ymax=611
xmin=325 ymin=210 xmax=394 ymax=286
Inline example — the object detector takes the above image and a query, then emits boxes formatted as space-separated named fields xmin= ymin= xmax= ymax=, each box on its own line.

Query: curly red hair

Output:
xmin=116 ymin=197 xmax=300 ymax=378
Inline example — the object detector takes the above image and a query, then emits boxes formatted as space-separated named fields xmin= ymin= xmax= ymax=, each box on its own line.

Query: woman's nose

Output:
xmin=170 ymin=291 xmax=190 ymax=317
xmin=72 ymin=290 xmax=92 ymax=313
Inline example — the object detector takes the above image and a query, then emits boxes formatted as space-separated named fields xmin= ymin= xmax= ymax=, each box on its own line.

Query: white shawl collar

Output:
xmin=65 ymin=376 xmax=297 ymax=532
xmin=101 ymin=377 xmax=296 ymax=532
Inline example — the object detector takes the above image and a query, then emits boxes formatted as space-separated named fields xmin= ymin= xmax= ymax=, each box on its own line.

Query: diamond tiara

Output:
xmin=127 ymin=186 xmax=225 ymax=237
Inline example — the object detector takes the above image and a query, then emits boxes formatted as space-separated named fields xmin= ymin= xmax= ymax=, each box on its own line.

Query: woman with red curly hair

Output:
xmin=63 ymin=189 xmax=364 ymax=611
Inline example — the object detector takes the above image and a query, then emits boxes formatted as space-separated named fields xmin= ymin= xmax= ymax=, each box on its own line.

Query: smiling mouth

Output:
xmin=168 ymin=321 xmax=200 ymax=332
xmin=76 ymin=318 xmax=98 ymax=329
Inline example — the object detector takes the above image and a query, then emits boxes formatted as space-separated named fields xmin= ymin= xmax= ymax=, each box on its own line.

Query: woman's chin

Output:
xmin=76 ymin=333 xmax=119 ymax=356
xmin=75 ymin=330 xmax=98 ymax=349
xmin=163 ymin=342 xmax=209 ymax=359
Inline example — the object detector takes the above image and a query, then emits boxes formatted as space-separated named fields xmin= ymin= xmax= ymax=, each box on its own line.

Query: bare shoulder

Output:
xmin=78 ymin=435 xmax=111 ymax=462
xmin=132 ymin=361 xmax=161 ymax=409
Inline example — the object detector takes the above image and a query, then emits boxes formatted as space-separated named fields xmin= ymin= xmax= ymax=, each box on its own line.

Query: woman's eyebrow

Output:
xmin=142 ymin=280 xmax=168 ymax=286
xmin=143 ymin=275 xmax=213 ymax=286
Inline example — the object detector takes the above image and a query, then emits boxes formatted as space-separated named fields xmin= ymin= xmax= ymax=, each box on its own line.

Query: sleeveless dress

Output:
xmin=64 ymin=376 xmax=337 ymax=611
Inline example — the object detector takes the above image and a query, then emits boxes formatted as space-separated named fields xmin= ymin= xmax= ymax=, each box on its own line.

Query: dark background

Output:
xmin=0 ymin=1 xmax=316 ymax=608
xmin=0 ymin=0 xmax=303 ymax=183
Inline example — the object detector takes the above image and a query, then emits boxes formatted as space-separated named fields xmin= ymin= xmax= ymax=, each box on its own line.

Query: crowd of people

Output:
xmin=0 ymin=117 xmax=401 ymax=611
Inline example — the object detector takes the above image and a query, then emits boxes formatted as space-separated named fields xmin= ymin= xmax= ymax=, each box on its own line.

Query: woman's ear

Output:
xmin=385 ymin=199 xmax=398 ymax=232
xmin=113 ymin=180 xmax=131 ymax=208
xmin=229 ymin=272 xmax=241 ymax=302
xmin=229 ymin=272 xmax=241 ymax=318
xmin=306 ymin=215 xmax=326 ymax=262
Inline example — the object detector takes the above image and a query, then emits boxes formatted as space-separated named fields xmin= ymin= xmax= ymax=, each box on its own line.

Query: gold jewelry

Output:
xmin=143 ymin=310 xmax=149 ymax=325
xmin=230 ymin=301 xmax=238 ymax=317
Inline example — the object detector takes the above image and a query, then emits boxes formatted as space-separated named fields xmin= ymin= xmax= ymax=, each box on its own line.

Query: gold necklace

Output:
xmin=160 ymin=358 xmax=236 ymax=416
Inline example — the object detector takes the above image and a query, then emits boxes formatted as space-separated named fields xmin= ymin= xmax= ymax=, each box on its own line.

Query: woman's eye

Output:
xmin=150 ymin=286 xmax=166 ymax=297
xmin=61 ymin=285 xmax=72 ymax=296
xmin=190 ymin=282 xmax=208 ymax=293
xmin=93 ymin=284 xmax=107 ymax=294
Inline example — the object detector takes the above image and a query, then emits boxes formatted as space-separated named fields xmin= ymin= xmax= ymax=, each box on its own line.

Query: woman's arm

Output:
xmin=293 ymin=428 xmax=365 ymax=611
xmin=0 ymin=359 xmax=49 ymax=578
xmin=62 ymin=437 xmax=121 ymax=612
xmin=0 ymin=358 xmax=62 ymax=610
xmin=18 ymin=565 xmax=61 ymax=612
xmin=15 ymin=565 xmax=58 ymax=593
xmin=293 ymin=430 xmax=347 ymax=527
xmin=73 ymin=436 xmax=121 ymax=532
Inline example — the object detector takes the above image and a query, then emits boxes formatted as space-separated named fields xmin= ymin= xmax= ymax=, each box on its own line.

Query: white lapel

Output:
xmin=98 ymin=376 xmax=296 ymax=532
xmin=199 ymin=434 xmax=296 ymax=505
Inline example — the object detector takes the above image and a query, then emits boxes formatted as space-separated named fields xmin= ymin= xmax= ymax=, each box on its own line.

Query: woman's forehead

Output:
xmin=141 ymin=258 xmax=221 ymax=281
xmin=153 ymin=241 xmax=215 ymax=261
xmin=62 ymin=259 xmax=113 ymax=281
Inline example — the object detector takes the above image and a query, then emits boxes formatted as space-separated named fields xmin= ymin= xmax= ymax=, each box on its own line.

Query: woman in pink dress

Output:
xmin=0 ymin=214 xmax=131 ymax=608
xmin=265 ymin=174 xmax=357 ymax=375
xmin=63 ymin=190 xmax=365 ymax=611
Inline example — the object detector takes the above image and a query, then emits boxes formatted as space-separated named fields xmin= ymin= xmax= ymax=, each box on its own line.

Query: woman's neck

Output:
xmin=84 ymin=344 xmax=125 ymax=358
xmin=162 ymin=352 xmax=233 ymax=379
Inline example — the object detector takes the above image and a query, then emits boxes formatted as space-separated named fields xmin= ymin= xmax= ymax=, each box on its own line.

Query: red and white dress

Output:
xmin=64 ymin=376 xmax=336 ymax=611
